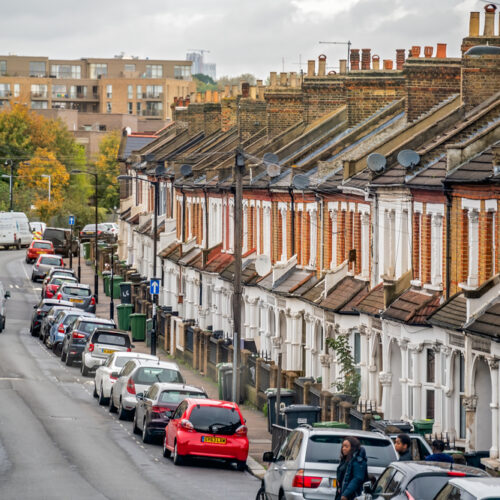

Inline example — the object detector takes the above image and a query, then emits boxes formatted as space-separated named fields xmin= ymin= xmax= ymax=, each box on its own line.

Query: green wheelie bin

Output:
xmin=130 ymin=313 xmax=146 ymax=341
xmin=111 ymin=276 xmax=124 ymax=299
xmin=117 ymin=303 xmax=134 ymax=331
xmin=413 ymin=419 xmax=434 ymax=436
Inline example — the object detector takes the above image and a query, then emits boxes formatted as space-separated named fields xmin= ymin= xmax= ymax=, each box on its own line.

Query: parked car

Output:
xmin=434 ymin=477 xmax=500 ymax=500
xmin=42 ymin=275 xmax=78 ymax=299
xmin=31 ymin=254 xmax=64 ymax=281
xmin=259 ymin=427 xmax=398 ymax=499
xmin=109 ymin=359 xmax=184 ymax=420
xmin=0 ymin=282 xmax=10 ymax=332
xmin=134 ymin=382 xmax=207 ymax=443
xmin=0 ymin=211 xmax=32 ymax=249
xmin=80 ymin=223 xmax=115 ymax=243
xmin=30 ymin=298 xmax=74 ymax=337
xmin=61 ymin=317 xmax=116 ymax=366
xmin=42 ymin=227 xmax=78 ymax=257
xmin=30 ymin=221 xmax=47 ymax=237
xmin=46 ymin=309 xmax=95 ymax=353
xmin=46 ymin=267 xmax=77 ymax=281
xmin=163 ymin=398 xmax=249 ymax=471
xmin=102 ymin=222 xmax=118 ymax=237
xmin=80 ymin=328 xmax=132 ymax=376
xmin=94 ymin=352 xmax=159 ymax=406
xmin=357 ymin=461 xmax=488 ymax=500
xmin=39 ymin=304 xmax=75 ymax=343
xmin=26 ymin=240 xmax=54 ymax=263
xmin=55 ymin=283 xmax=95 ymax=313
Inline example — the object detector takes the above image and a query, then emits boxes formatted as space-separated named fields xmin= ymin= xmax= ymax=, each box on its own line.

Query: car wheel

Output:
xmin=98 ymin=384 xmax=109 ymax=406
xmin=53 ymin=343 xmax=61 ymax=356
xmin=133 ymin=412 xmax=141 ymax=435
xmin=93 ymin=383 xmax=98 ymax=398
xmin=142 ymin=420 xmax=151 ymax=444
xmin=118 ymin=400 xmax=132 ymax=421
xmin=109 ymin=391 xmax=117 ymax=413
xmin=236 ymin=460 xmax=246 ymax=472
xmin=163 ymin=438 xmax=171 ymax=458
xmin=255 ymin=487 xmax=268 ymax=500
xmin=172 ymin=441 xmax=184 ymax=466
xmin=81 ymin=362 xmax=90 ymax=377
xmin=16 ymin=240 xmax=21 ymax=250
xmin=65 ymin=354 xmax=73 ymax=367
xmin=61 ymin=349 xmax=67 ymax=362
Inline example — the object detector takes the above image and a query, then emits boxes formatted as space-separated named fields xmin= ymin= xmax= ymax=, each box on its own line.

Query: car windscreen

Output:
xmin=44 ymin=229 xmax=65 ymax=243
xmin=41 ymin=303 xmax=57 ymax=312
xmin=114 ymin=357 xmax=133 ymax=368
xmin=407 ymin=476 xmax=460 ymax=499
xmin=304 ymin=435 xmax=396 ymax=467
xmin=188 ymin=406 xmax=242 ymax=434
xmin=51 ymin=277 xmax=76 ymax=285
xmin=62 ymin=286 xmax=91 ymax=297
xmin=94 ymin=333 xmax=128 ymax=346
xmin=79 ymin=322 xmax=113 ymax=334
xmin=40 ymin=256 xmax=62 ymax=265
xmin=159 ymin=390 xmax=207 ymax=404
xmin=63 ymin=314 xmax=81 ymax=325
xmin=134 ymin=367 xmax=183 ymax=385
xmin=83 ymin=225 xmax=97 ymax=231
xmin=33 ymin=242 xmax=52 ymax=249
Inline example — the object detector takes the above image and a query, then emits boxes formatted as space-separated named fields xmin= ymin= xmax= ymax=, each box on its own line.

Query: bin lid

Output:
xmin=120 ymin=281 xmax=132 ymax=286
xmin=102 ymin=271 xmax=111 ymax=276
xmin=129 ymin=313 xmax=146 ymax=318
xmin=414 ymin=419 xmax=434 ymax=425
xmin=265 ymin=388 xmax=295 ymax=397
xmin=283 ymin=404 xmax=321 ymax=414
xmin=117 ymin=303 xmax=133 ymax=309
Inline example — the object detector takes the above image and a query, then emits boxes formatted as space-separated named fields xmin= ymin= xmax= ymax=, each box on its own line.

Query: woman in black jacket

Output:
xmin=335 ymin=436 xmax=368 ymax=500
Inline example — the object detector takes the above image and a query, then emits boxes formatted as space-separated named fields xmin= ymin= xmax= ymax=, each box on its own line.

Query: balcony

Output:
xmin=141 ymin=109 xmax=162 ymax=117
xmin=144 ymin=92 xmax=164 ymax=100
xmin=0 ymin=91 xmax=12 ymax=99
xmin=31 ymin=91 xmax=48 ymax=99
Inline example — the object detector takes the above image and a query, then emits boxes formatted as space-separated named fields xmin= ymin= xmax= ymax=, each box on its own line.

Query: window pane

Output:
xmin=427 ymin=348 xmax=435 ymax=383
xmin=188 ymin=406 xmax=241 ymax=434
xmin=124 ymin=64 xmax=135 ymax=72
xmin=0 ymin=61 xmax=6 ymax=76
xmin=426 ymin=389 xmax=435 ymax=419
xmin=30 ymin=61 xmax=46 ymax=76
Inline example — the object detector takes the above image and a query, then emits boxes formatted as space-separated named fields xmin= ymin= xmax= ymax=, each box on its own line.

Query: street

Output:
xmin=0 ymin=249 xmax=259 ymax=500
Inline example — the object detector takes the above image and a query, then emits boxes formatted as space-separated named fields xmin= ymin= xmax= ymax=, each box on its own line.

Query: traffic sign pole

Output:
xmin=69 ymin=215 xmax=75 ymax=269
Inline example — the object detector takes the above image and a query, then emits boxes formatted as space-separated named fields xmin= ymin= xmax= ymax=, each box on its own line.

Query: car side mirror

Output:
xmin=130 ymin=344 xmax=135 ymax=349
xmin=362 ymin=481 xmax=372 ymax=494
xmin=166 ymin=410 xmax=173 ymax=418
xmin=136 ymin=393 xmax=144 ymax=400
xmin=33 ymin=305 xmax=37 ymax=309
xmin=262 ymin=451 xmax=275 ymax=462
xmin=5 ymin=291 xmax=10 ymax=299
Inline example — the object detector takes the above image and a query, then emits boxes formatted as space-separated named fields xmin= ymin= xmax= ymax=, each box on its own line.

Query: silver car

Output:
xmin=57 ymin=283 xmax=95 ymax=313
xmin=109 ymin=359 xmax=183 ymax=421
xmin=31 ymin=254 xmax=64 ymax=281
xmin=435 ymin=477 xmax=500 ymax=500
xmin=259 ymin=427 xmax=397 ymax=500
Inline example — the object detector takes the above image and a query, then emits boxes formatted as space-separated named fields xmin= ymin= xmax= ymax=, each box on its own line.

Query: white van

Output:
xmin=0 ymin=212 xmax=33 ymax=249
xmin=29 ymin=221 xmax=46 ymax=235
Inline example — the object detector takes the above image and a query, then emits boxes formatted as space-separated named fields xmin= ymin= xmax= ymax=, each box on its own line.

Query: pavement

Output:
xmin=68 ymin=257 xmax=269 ymax=479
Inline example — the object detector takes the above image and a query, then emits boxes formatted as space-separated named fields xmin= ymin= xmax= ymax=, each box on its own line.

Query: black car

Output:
xmin=359 ymin=461 xmax=488 ymax=500
xmin=60 ymin=316 xmax=116 ymax=366
xmin=42 ymin=227 xmax=78 ymax=258
xmin=30 ymin=298 xmax=74 ymax=337
xmin=133 ymin=382 xmax=207 ymax=443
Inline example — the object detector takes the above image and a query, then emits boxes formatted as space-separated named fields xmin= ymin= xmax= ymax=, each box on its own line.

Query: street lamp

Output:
xmin=3 ymin=160 xmax=13 ymax=211
xmin=118 ymin=168 xmax=162 ymax=356
xmin=41 ymin=174 xmax=51 ymax=202
xmin=71 ymin=169 xmax=99 ymax=304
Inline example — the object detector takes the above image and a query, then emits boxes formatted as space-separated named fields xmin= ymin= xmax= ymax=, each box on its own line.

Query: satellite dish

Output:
xmin=367 ymin=153 xmax=386 ymax=173
xmin=180 ymin=164 xmax=193 ymax=178
xmin=255 ymin=254 xmax=272 ymax=276
xmin=263 ymin=152 xmax=279 ymax=164
xmin=263 ymin=152 xmax=280 ymax=178
xmin=397 ymin=149 xmax=420 ymax=169
xmin=292 ymin=174 xmax=310 ymax=190
xmin=155 ymin=163 xmax=166 ymax=176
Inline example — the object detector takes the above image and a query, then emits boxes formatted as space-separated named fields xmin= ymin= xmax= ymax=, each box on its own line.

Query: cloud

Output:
xmin=0 ymin=0 xmax=483 ymax=79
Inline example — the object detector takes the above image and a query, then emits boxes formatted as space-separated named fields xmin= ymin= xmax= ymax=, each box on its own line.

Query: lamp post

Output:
xmin=118 ymin=171 xmax=160 ymax=356
xmin=41 ymin=174 xmax=51 ymax=201
xmin=71 ymin=169 xmax=99 ymax=304
xmin=3 ymin=160 xmax=13 ymax=212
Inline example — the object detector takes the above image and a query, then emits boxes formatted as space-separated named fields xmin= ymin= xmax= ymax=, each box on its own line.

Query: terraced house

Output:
xmin=117 ymin=6 xmax=500 ymax=473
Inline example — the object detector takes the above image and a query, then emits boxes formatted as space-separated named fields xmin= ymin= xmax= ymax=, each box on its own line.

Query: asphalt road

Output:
xmin=0 ymin=249 xmax=260 ymax=500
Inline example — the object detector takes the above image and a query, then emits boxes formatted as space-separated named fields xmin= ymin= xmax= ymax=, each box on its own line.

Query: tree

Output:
xmin=217 ymin=73 xmax=257 ymax=90
xmin=17 ymin=148 xmax=69 ymax=221
xmin=193 ymin=74 xmax=218 ymax=93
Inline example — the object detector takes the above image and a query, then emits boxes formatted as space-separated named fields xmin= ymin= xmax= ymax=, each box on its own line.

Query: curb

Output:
xmin=247 ymin=455 xmax=266 ymax=479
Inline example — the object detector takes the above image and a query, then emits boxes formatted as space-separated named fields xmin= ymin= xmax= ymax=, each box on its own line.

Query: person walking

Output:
xmin=425 ymin=439 xmax=454 ymax=463
xmin=335 ymin=436 xmax=368 ymax=500
xmin=395 ymin=433 xmax=413 ymax=461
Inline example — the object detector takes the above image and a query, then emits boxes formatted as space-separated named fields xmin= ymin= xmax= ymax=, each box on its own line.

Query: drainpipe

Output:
xmin=316 ymin=193 xmax=324 ymax=273
xmin=445 ymin=184 xmax=452 ymax=300
xmin=289 ymin=187 xmax=295 ymax=255
xmin=170 ymin=178 xmax=174 ymax=217
xmin=203 ymin=187 xmax=209 ymax=249
xmin=181 ymin=187 xmax=186 ymax=242
xmin=371 ymin=189 xmax=379 ymax=288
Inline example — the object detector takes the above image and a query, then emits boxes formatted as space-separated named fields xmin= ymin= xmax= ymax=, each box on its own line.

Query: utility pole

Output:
xmin=232 ymin=149 xmax=245 ymax=404
xmin=151 ymin=179 xmax=159 ymax=356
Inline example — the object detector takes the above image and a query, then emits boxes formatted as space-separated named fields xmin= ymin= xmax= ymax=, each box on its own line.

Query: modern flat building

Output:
xmin=186 ymin=51 xmax=216 ymax=80
xmin=0 ymin=55 xmax=196 ymax=120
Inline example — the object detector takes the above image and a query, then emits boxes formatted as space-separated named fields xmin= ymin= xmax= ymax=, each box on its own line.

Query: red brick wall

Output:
xmin=413 ymin=212 xmax=421 ymax=281
xmin=337 ymin=210 xmax=346 ymax=266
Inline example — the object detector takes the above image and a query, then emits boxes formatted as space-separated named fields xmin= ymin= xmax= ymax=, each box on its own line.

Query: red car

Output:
xmin=163 ymin=398 xmax=249 ymax=470
xmin=26 ymin=240 xmax=54 ymax=263
xmin=43 ymin=275 xmax=78 ymax=298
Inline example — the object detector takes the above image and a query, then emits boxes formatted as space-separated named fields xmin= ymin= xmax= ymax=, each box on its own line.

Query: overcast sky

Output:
xmin=0 ymin=0 xmax=485 ymax=79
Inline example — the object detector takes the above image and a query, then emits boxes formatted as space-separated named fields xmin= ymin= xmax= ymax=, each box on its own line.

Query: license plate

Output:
xmin=70 ymin=298 xmax=84 ymax=303
xmin=201 ymin=436 xmax=226 ymax=444
xmin=102 ymin=348 xmax=115 ymax=354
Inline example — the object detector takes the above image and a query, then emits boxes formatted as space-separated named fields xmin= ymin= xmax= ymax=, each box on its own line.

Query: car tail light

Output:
xmin=57 ymin=323 xmax=65 ymax=334
xmin=90 ymin=296 xmax=96 ymax=306
xmin=152 ymin=405 xmax=165 ymax=416
xmin=72 ymin=331 xmax=85 ymax=339
xmin=405 ymin=491 xmax=416 ymax=500
xmin=13 ymin=232 xmax=17 ymax=241
xmin=292 ymin=470 xmax=322 ymax=489
xmin=180 ymin=419 xmax=194 ymax=431
xmin=126 ymin=347 xmax=132 ymax=352
xmin=97 ymin=230 xmax=102 ymax=235
xmin=447 ymin=471 xmax=466 ymax=477
xmin=126 ymin=378 xmax=136 ymax=394
xmin=88 ymin=343 xmax=94 ymax=352
xmin=36 ymin=309 xmax=42 ymax=315
xmin=235 ymin=425 xmax=248 ymax=436
xmin=56 ymin=293 xmax=62 ymax=300
xmin=109 ymin=373 xmax=118 ymax=381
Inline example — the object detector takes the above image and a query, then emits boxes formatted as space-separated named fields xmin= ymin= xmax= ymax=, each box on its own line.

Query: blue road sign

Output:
xmin=69 ymin=215 xmax=75 ymax=226
xmin=150 ymin=278 xmax=160 ymax=295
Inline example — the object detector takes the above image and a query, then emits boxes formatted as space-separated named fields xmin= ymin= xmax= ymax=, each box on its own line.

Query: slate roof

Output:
xmin=354 ymin=283 xmax=384 ymax=316
xmin=204 ymin=253 xmax=234 ymax=273
xmin=159 ymin=242 xmax=181 ymax=259
xmin=446 ymin=147 xmax=498 ymax=183
xmin=382 ymin=289 xmax=441 ymax=325
xmin=219 ymin=260 xmax=260 ymax=285
xmin=300 ymin=279 xmax=325 ymax=304
xmin=257 ymin=268 xmax=315 ymax=294
xmin=320 ymin=276 xmax=369 ymax=313
xmin=120 ymin=135 xmax=157 ymax=161
xmin=428 ymin=292 xmax=467 ymax=331
xmin=465 ymin=302 xmax=500 ymax=341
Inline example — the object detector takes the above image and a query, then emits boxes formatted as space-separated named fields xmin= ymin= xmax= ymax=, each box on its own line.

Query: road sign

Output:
xmin=150 ymin=278 xmax=161 ymax=295
xmin=69 ymin=215 xmax=75 ymax=226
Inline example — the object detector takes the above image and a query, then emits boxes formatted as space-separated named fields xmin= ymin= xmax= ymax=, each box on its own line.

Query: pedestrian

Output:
xmin=425 ymin=439 xmax=454 ymax=463
xmin=335 ymin=436 xmax=368 ymax=500
xmin=395 ymin=433 xmax=412 ymax=461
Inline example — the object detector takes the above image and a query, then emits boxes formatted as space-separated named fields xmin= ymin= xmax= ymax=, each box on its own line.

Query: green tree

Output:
xmin=217 ymin=73 xmax=257 ymax=90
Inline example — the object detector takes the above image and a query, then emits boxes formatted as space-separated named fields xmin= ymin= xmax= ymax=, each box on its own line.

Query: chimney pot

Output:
xmin=361 ymin=49 xmax=371 ymax=70
xmin=383 ymin=59 xmax=393 ymax=70
xmin=231 ymin=84 xmax=239 ymax=97
xmin=279 ymin=72 xmax=288 ymax=86
xmin=469 ymin=11 xmax=480 ymax=36
xmin=205 ymin=90 xmax=212 ymax=102
xmin=350 ymin=49 xmax=360 ymax=70
xmin=212 ymin=90 xmax=219 ymax=103
xmin=395 ymin=49 xmax=405 ymax=70
xmin=318 ymin=54 xmax=327 ymax=76
xmin=307 ymin=60 xmax=315 ymax=77
xmin=484 ymin=3 xmax=497 ymax=35
xmin=372 ymin=55 xmax=380 ymax=70
xmin=339 ymin=59 xmax=347 ymax=74
xmin=424 ymin=46 xmax=434 ymax=58
xmin=249 ymin=86 xmax=257 ymax=99
xmin=436 ymin=43 xmax=447 ymax=58
xmin=411 ymin=45 xmax=421 ymax=58
xmin=269 ymin=72 xmax=277 ymax=87
xmin=290 ymin=72 xmax=297 ymax=88
xmin=256 ymin=79 xmax=263 ymax=86
xmin=241 ymin=82 xmax=250 ymax=98
xmin=224 ymin=85 xmax=230 ymax=98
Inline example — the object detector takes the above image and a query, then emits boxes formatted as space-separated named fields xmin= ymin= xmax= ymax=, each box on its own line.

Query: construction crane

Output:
xmin=187 ymin=49 xmax=211 ymax=55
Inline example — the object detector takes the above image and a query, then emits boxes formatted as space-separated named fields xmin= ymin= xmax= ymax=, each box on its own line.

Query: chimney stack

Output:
xmin=231 ymin=84 xmax=239 ymax=97
xmin=241 ymin=82 xmax=250 ymax=98
xmin=436 ymin=43 xmax=447 ymax=58
xmin=249 ymin=86 xmax=257 ymax=99
xmin=307 ymin=60 xmax=315 ymax=77
xmin=372 ymin=55 xmax=380 ymax=70
xmin=484 ymin=3 xmax=496 ymax=36
xmin=318 ymin=54 xmax=327 ymax=76
xmin=469 ymin=11 xmax=480 ymax=36
xmin=339 ymin=59 xmax=347 ymax=74
xmin=196 ymin=92 xmax=202 ymax=103
xmin=269 ymin=72 xmax=277 ymax=87
xmin=279 ymin=72 xmax=288 ymax=86
xmin=350 ymin=49 xmax=360 ymax=70
xmin=205 ymin=90 xmax=212 ymax=103
xmin=290 ymin=72 xmax=298 ymax=87
xmin=212 ymin=90 xmax=219 ymax=103
xmin=361 ymin=49 xmax=371 ymax=70
xmin=395 ymin=49 xmax=405 ymax=70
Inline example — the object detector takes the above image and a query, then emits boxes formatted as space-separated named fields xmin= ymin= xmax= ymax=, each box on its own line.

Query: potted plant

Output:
xmin=326 ymin=334 xmax=361 ymax=404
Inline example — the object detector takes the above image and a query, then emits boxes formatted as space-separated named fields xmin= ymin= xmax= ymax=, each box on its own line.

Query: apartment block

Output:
xmin=0 ymin=55 xmax=195 ymax=120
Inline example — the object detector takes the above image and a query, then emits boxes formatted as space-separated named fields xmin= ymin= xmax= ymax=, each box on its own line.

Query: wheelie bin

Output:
xmin=130 ymin=313 xmax=146 ymax=341
xmin=117 ymin=303 xmax=133 ymax=331
xmin=111 ymin=275 xmax=124 ymax=299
